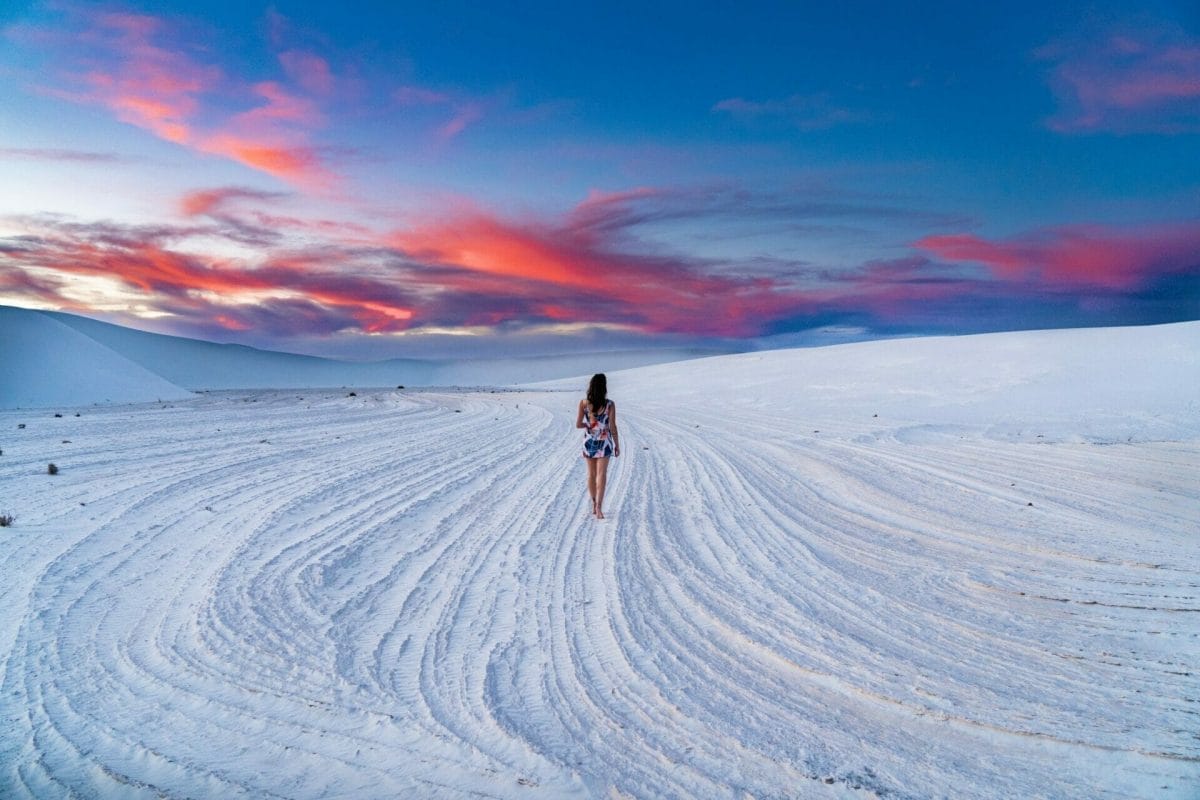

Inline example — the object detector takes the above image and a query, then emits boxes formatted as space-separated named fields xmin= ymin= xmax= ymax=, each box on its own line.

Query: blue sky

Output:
xmin=0 ymin=0 xmax=1197 ymax=357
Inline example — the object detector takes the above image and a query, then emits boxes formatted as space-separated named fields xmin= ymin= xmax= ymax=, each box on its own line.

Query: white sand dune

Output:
xmin=43 ymin=307 xmax=438 ymax=392
xmin=0 ymin=322 xmax=1197 ymax=798
xmin=0 ymin=306 xmax=194 ymax=409
xmin=35 ymin=307 xmax=726 ymax=395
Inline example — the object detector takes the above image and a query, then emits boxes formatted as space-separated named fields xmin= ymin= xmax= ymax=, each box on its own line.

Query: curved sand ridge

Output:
xmin=1 ymin=337 xmax=1198 ymax=797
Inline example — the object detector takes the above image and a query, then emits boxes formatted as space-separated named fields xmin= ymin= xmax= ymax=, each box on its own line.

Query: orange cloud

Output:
xmin=394 ymin=214 xmax=600 ymax=288
xmin=389 ymin=199 xmax=807 ymax=336
xmin=6 ymin=197 xmax=1198 ymax=344
xmin=5 ymin=183 xmax=820 ymax=339
xmin=200 ymin=135 xmax=329 ymax=186
xmin=0 ymin=217 xmax=416 ymax=334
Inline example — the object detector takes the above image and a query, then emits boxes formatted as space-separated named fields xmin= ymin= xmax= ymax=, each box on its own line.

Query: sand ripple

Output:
xmin=1 ymin=388 xmax=1196 ymax=798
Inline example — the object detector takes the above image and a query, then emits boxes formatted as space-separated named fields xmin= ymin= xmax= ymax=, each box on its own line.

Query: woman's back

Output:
xmin=582 ymin=399 xmax=615 ymax=459
xmin=585 ymin=401 xmax=612 ymax=436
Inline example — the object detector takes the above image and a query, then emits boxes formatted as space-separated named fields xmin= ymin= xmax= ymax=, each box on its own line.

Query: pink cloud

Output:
xmin=394 ymin=86 xmax=487 ymax=141
xmin=71 ymin=14 xmax=217 ymax=145
xmin=22 ymin=7 xmax=338 ymax=188
xmin=915 ymin=222 xmax=1200 ymax=289
xmin=236 ymin=81 xmax=322 ymax=125
xmin=179 ymin=187 xmax=289 ymax=217
xmin=0 ymin=261 xmax=73 ymax=305
xmin=201 ymin=137 xmax=330 ymax=185
xmin=1039 ymin=23 xmax=1200 ymax=134
xmin=278 ymin=50 xmax=335 ymax=96
xmin=178 ymin=186 xmax=375 ymax=242
xmin=191 ymin=81 xmax=336 ymax=187
xmin=0 ymin=219 xmax=417 ymax=334
xmin=388 ymin=195 xmax=811 ymax=336
xmin=913 ymin=233 xmax=1027 ymax=278
xmin=572 ymin=187 xmax=662 ymax=219
xmin=5 ymin=193 xmax=1198 ymax=342
xmin=92 ymin=10 xmax=160 ymax=39
xmin=437 ymin=102 xmax=485 ymax=141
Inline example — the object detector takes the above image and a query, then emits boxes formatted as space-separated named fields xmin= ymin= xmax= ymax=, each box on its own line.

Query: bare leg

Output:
xmin=594 ymin=457 xmax=610 ymax=519
xmin=586 ymin=458 xmax=598 ymax=515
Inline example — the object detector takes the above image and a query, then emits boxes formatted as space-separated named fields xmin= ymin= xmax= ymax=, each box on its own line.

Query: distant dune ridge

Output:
xmin=0 ymin=306 xmax=194 ymax=408
xmin=0 ymin=305 xmax=723 ymax=408
xmin=3 ymin=303 xmax=1198 ymax=419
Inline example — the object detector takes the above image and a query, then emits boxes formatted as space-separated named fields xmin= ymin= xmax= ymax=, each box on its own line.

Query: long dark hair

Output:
xmin=586 ymin=373 xmax=607 ymax=414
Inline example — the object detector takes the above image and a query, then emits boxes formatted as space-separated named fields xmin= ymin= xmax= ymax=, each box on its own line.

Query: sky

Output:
xmin=1 ymin=0 xmax=1198 ymax=358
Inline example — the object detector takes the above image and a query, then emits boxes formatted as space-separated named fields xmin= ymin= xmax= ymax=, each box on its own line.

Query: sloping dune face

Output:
xmin=0 ymin=307 xmax=193 ymax=409
xmin=1 ymin=324 xmax=1197 ymax=798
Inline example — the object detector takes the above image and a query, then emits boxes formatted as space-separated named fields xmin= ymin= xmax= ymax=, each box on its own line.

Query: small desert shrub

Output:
xmin=0 ymin=513 xmax=14 ymax=527
xmin=348 ymin=391 xmax=357 ymax=397
xmin=47 ymin=463 xmax=59 ymax=475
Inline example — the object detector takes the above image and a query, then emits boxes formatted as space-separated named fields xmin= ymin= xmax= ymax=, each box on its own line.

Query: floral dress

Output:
xmin=582 ymin=400 xmax=614 ymax=459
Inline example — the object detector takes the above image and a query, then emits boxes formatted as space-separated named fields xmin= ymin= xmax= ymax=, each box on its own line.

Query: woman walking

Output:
xmin=576 ymin=373 xmax=620 ymax=519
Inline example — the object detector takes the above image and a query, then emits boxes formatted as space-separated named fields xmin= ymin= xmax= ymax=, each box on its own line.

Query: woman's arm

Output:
xmin=609 ymin=401 xmax=620 ymax=456
xmin=575 ymin=399 xmax=587 ymax=429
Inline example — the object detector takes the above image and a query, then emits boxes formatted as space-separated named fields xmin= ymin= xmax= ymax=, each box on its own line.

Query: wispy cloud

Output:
xmin=0 ymin=215 xmax=418 ymax=334
xmin=277 ymin=50 xmax=335 ymax=96
xmin=564 ymin=183 xmax=970 ymax=241
xmin=915 ymin=222 xmax=1200 ymax=289
xmin=179 ymin=187 xmax=291 ymax=218
xmin=713 ymin=93 xmax=873 ymax=130
xmin=0 ymin=252 xmax=74 ymax=306
xmin=1038 ymin=21 xmax=1200 ymax=134
xmin=388 ymin=201 xmax=809 ymax=336
xmin=394 ymin=86 xmax=452 ymax=106
xmin=1 ymin=185 xmax=827 ymax=338
xmin=178 ymin=186 xmax=377 ymax=246
xmin=0 ymin=147 xmax=136 ymax=163
xmin=8 ymin=6 xmax=339 ymax=188
xmin=73 ymin=10 xmax=216 ymax=145
xmin=394 ymin=85 xmax=488 ymax=141
xmin=3 ymin=184 xmax=1196 ymax=344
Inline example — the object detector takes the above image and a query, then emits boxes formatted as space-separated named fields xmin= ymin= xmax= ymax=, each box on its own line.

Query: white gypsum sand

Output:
xmin=0 ymin=322 xmax=1197 ymax=798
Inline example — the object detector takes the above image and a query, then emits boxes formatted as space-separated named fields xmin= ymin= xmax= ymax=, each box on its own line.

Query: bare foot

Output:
xmin=596 ymin=508 xmax=605 ymax=520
